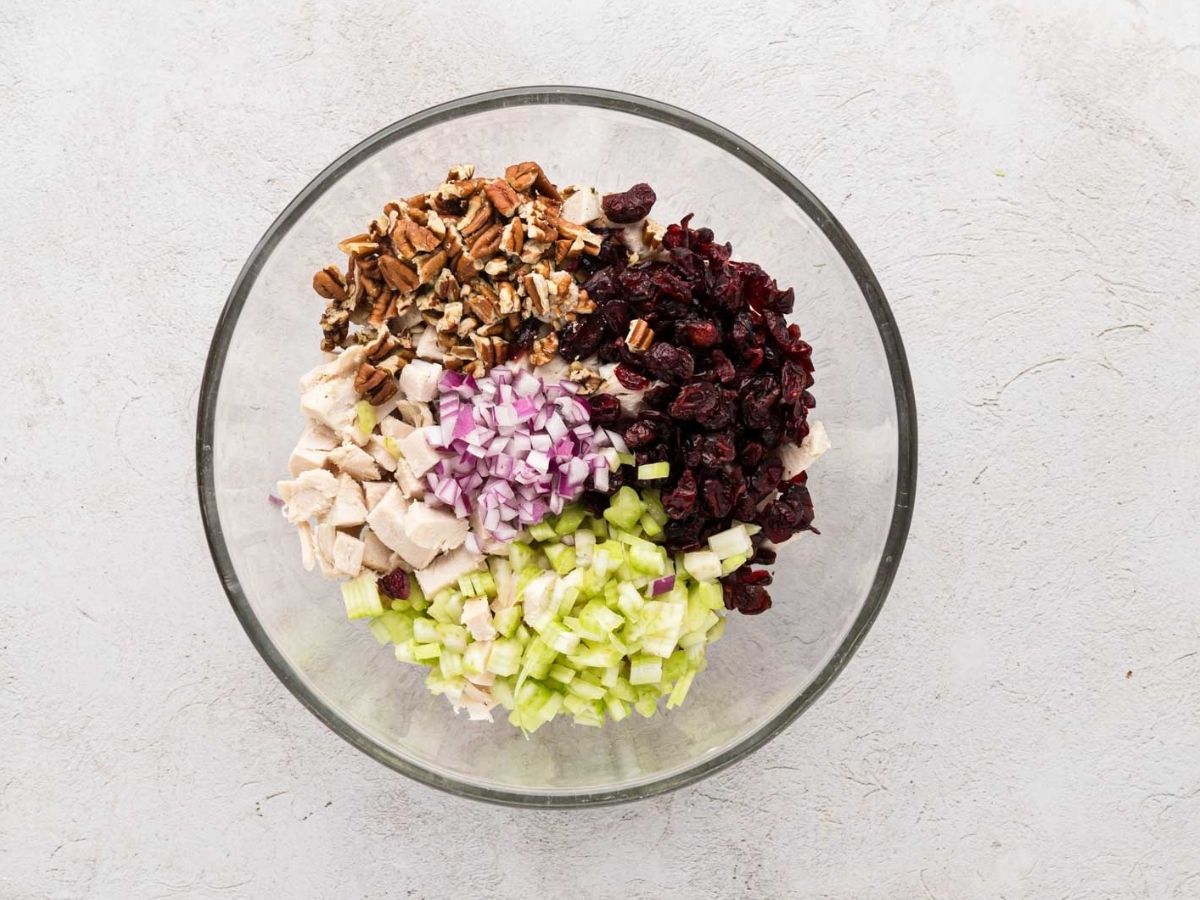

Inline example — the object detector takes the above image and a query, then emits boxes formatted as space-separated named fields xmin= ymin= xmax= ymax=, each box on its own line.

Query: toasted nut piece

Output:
xmin=425 ymin=209 xmax=447 ymax=237
xmin=320 ymin=306 xmax=350 ymax=351
xmin=391 ymin=220 xmax=416 ymax=258
xmin=456 ymin=316 xmax=479 ymax=339
xmin=471 ymin=333 xmax=495 ymax=369
xmin=469 ymin=222 xmax=503 ymax=260
xmin=312 ymin=266 xmax=347 ymax=301
xmin=438 ymin=301 xmax=464 ymax=333
xmin=406 ymin=193 xmax=430 ymax=210
xmin=364 ymin=328 xmax=401 ymax=364
xmin=405 ymin=219 xmax=441 ymax=253
xmin=446 ymin=164 xmax=475 ymax=182
xmin=359 ymin=272 xmax=383 ymax=300
xmin=568 ymin=361 xmax=603 ymax=394
xmin=533 ymin=168 xmax=561 ymax=201
xmin=519 ymin=241 xmax=548 ymax=264
xmin=449 ymin=344 xmax=476 ymax=360
xmin=433 ymin=268 xmax=459 ymax=302
xmin=368 ymin=291 xmax=394 ymax=328
xmin=458 ymin=194 xmax=494 ymax=238
xmin=492 ymin=337 xmax=509 ymax=364
xmin=505 ymin=161 xmax=540 ymax=193
xmin=626 ymin=318 xmax=654 ymax=351
xmin=452 ymin=252 xmax=476 ymax=284
xmin=416 ymin=249 xmax=447 ymax=285
xmin=482 ymin=257 xmax=509 ymax=277
xmin=530 ymin=332 xmax=559 ymax=367
xmin=338 ymin=233 xmax=379 ymax=256
xmin=440 ymin=178 xmax=482 ymax=199
xmin=553 ymin=238 xmax=573 ymax=265
xmin=496 ymin=281 xmax=520 ymax=316
xmin=485 ymin=179 xmax=521 ymax=217
xmin=575 ymin=288 xmax=596 ymax=314
xmin=465 ymin=281 xmax=499 ymax=324
xmin=354 ymin=362 xmax=397 ymax=403
xmin=377 ymin=255 xmax=419 ymax=293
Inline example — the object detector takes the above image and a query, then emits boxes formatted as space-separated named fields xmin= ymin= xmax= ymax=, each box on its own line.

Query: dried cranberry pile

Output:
xmin=560 ymin=208 xmax=818 ymax=615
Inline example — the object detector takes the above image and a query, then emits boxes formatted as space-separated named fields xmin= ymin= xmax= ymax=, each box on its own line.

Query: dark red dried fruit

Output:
xmin=702 ymin=479 xmax=733 ymax=518
xmin=602 ymin=183 xmax=657 ymax=223
xmin=587 ymin=393 xmax=622 ymax=424
xmin=663 ymin=469 xmax=698 ymax=519
xmin=641 ymin=342 xmax=694 ymax=383
xmin=378 ymin=569 xmax=410 ymax=600
xmin=698 ymin=434 xmax=736 ymax=468
xmin=614 ymin=364 xmax=652 ymax=391
xmin=557 ymin=315 xmax=607 ymax=361
xmin=668 ymin=381 xmax=719 ymax=420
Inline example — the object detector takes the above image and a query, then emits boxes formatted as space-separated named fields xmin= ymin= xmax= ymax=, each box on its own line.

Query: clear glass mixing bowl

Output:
xmin=197 ymin=86 xmax=917 ymax=807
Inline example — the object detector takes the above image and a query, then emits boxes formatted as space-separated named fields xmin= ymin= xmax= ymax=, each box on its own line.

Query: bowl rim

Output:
xmin=197 ymin=85 xmax=918 ymax=808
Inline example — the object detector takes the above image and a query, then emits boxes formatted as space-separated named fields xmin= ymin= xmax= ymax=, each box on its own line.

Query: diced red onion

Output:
xmin=650 ymin=575 xmax=676 ymax=596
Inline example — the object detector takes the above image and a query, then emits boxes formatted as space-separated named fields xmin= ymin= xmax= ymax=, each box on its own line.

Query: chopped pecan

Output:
xmin=626 ymin=318 xmax=654 ymax=351
xmin=452 ymin=252 xmax=476 ymax=284
xmin=368 ymin=290 xmax=394 ymax=328
xmin=519 ymin=241 xmax=549 ymax=264
xmin=568 ymin=361 xmax=603 ymax=394
xmin=416 ymin=249 xmax=447 ymax=285
xmin=377 ymin=255 xmax=419 ymax=293
xmin=404 ymin=218 xmax=440 ymax=253
xmin=406 ymin=192 xmax=430 ymax=210
xmin=446 ymin=163 xmax=475 ymax=182
xmin=354 ymin=362 xmax=397 ymax=404
xmin=456 ymin=316 xmax=479 ymax=339
xmin=338 ymin=233 xmax=379 ymax=256
xmin=320 ymin=306 xmax=350 ymax=351
xmin=505 ymin=161 xmax=540 ymax=194
xmin=439 ymin=301 xmax=464 ymax=333
xmin=500 ymin=217 xmax=525 ymax=256
xmin=391 ymin=220 xmax=416 ymax=258
xmin=482 ymin=257 xmax=509 ymax=277
xmin=425 ymin=208 xmax=447 ymax=237
xmin=485 ymin=179 xmax=521 ymax=217
xmin=496 ymin=281 xmax=519 ymax=316
xmin=364 ymin=328 xmax=402 ymax=364
xmin=465 ymin=280 xmax=500 ymax=324
xmin=433 ymin=268 xmax=459 ymax=302
xmin=529 ymin=332 xmax=559 ymax=366
xmin=359 ymin=272 xmax=383 ymax=300
xmin=458 ymin=193 xmax=493 ymax=237
xmin=468 ymin=222 xmax=503 ymax=260
xmin=312 ymin=266 xmax=347 ymax=301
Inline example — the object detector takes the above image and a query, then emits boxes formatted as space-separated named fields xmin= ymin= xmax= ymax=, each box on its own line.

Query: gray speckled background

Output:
xmin=3 ymin=1 xmax=1199 ymax=897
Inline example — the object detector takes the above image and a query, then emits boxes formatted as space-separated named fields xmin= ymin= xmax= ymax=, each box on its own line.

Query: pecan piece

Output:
xmin=468 ymin=222 xmax=504 ymax=260
xmin=416 ymin=249 xmax=447 ymax=285
xmin=312 ymin=266 xmax=347 ymax=301
xmin=626 ymin=318 xmax=654 ymax=351
xmin=377 ymin=255 xmax=419 ymax=293
xmin=354 ymin=362 xmax=397 ymax=404
xmin=452 ymin=252 xmax=477 ymax=284
xmin=364 ymin=328 xmax=402 ymax=364
xmin=485 ymin=179 xmax=521 ymax=217
xmin=529 ymin=332 xmax=559 ymax=366
xmin=433 ymin=268 xmax=459 ymax=302
xmin=465 ymin=280 xmax=500 ymax=324
xmin=404 ymin=218 xmax=440 ymax=253
xmin=505 ymin=161 xmax=540 ymax=193
xmin=500 ymin=217 xmax=525 ymax=256
xmin=446 ymin=163 xmax=475 ymax=182
xmin=338 ymin=233 xmax=379 ymax=256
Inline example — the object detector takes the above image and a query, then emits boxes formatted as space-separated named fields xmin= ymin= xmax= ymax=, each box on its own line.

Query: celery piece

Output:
xmin=629 ymin=543 xmax=666 ymax=576
xmin=439 ymin=650 xmax=463 ymax=679
xmin=642 ymin=490 xmax=668 ymax=527
xmin=394 ymin=640 xmax=419 ymax=664
xmin=707 ymin=524 xmax=753 ymax=560
xmin=486 ymin=639 xmax=523 ymax=676
xmin=554 ymin=506 xmax=587 ymax=536
xmin=413 ymin=642 xmax=441 ymax=661
xmin=706 ymin=616 xmax=727 ymax=643
xmin=412 ymin=617 xmax=439 ymax=644
xmin=640 ymin=513 xmax=664 ymax=539
xmin=567 ymin=677 xmax=606 ymax=700
xmin=380 ymin=610 xmax=415 ymax=645
xmin=520 ymin=637 xmax=557 ymax=681
xmin=491 ymin=676 xmax=516 ymax=710
xmin=600 ymin=664 xmax=620 ymax=688
xmin=605 ymin=695 xmax=630 ymax=722
xmin=616 ymin=451 xmax=636 ymax=467
xmin=666 ymin=670 xmax=696 ymax=709
xmin=636 ymin=461 xmax=670 ymax=481
xmin=457 ymin=575 xmax=478 ymax=598
xmin=662 ymin=649 xmax=690 ymax=683
xmin=629 ymin=654 xmax=663 ymax=685
xmin=633 ymin=690 xmax=659 ymax=718
xmin=509 ymin=541 xmax=535 ymax=572
xmin=493 ymin=605 xmax=522 ymax=638
xmin=682 ymin=550 xmax=722 ymax=582
xmin=567 ymin=643 xmax=622 ymax=669
xmin=580 ymin=600 xmax=624 ymax=634
xmin=543 ymin=622 xmax=581 ymax=655
xmin=610 ymin=677 xmax=637 ymax=703
xmin=603 ymin=487 xmax=645 ymax=531
xmin=355 ymin=399 xmax=378 ymax=439
xmin=590 ymin=517 xmax=609 ymax=540
xmin=528 ymin=521 xmax=557 ymax=542
xmin=573 ymin=529 xmax=596 ymax=567
xmin=720 ymin=553 xmax=749 ymax=576
xmin=437 ymin=623 xmax=469 ymax=654
xmin=692 ymin=581 xmax=725 ymax=612
xmin=341 ymin=572 xmax=384 ymax=620
xmin=548 ymin=663 xmax=577 ymax=684
xmin=368 ymin=617 xmax=392 ymax=645
xmin=462 ymin=641 xmax=490 ymax=676
xmin=543 ymin=543 xmax=576 ymax=576
xmin=617 ymin=583 xmax=645 ymax=618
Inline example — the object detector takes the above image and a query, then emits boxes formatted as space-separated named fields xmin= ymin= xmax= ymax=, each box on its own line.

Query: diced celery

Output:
xmin=383 ymin=436 xmax=400 ymax=458
xmin=457 ymin=575 xmax=477 ymax=597
xmin=528 ymin=521 xmax=557 ymax=542
xmin=567 ymin=677 xmax=606 ymax=700
xmin=637 ymin=461 xmax=670 ymax=481
xmin=692 ymin=581 xmax=725 ymax=612
xmin=634 ymin=690 xmax=659 ymax=717
xmin=610 ymin=677 xmax=637 ymax=703
xmin=605 ymin=695 xmax=630 ymax=722
xmin=616 ymin=451 xmax=636 ymax=467
xmin=679 ymin=627 xmax=709 ymax=650
xmin=394 ymin=640 xmax=418 ymax=664
xmin=629 ymin=654 xmax=663 ymax=685
xmin=437 ymin=623 xmax=469 ymax=654
xmin=413 ymin=642 xmax=441 ymax=661
xmin=666 ymin=670 xmax=696 ymax=709
xmin=520 ymin=637 xmax=557 ymax=681
xmin=380 ymin=610 xmax=415 ymax=644
xmin=603 ymin=487 xmax=645 ymax=531
xmin=640 ymin=513 xmax=664 ymax=538
xmin=491 ymin=676 xmax=516 ymax=709
xmin=554 ymin=506 xmax=587 ymax=535
xmin=639 ymin=632 xmax=679 ymax=658
xmin=486 ymin=639 xmax=523 ymax=676
xmin=548 ymin=663 xmax=577 ymax=684
xmin=543 ymin=543 xmax=576 ymax=576
xmin=515 ymin=623 xmax=531 ymax=644
xmin=580 ymin=600 xmax=624 ymax=634
xmin=662 ymin=649 xmax=690 ymax=683
xmin=509 ymin=541 xmax=535 ymax=572
xmin=567 ymin=643 xmax=622 ymax=669
xmin=707 ymin=524 xmax=753 ymax=560
xmin=494 ymin=605 xmax=522 ymax=637
xmin=355 ymin=399 xmax=378 ymax=438
xmin=642 ymin=490 xmax=668 ymax=526
xmin=439 ymin=650 xmax=463 ymax=679
xmin=543 ymin=621 xmax=581 ymax=655
xmin=590 ymin=517 xmax=609 ymax=539
xmin=721 ymin=553 xmax=749 ymax=575
xmin=601 ymin=664 xmax=620 ymax=688
xmin=408 ymin=594 xmax=429 ymax=613
xmin=706 ymin=616 xmax=726 ymax=643
xmin=412 ymin=617 xmax=439 ymax=644
xmin=573 ymin=529 xmax=596 ymax=567
xmin=682 ymin=550 xmax=722 ymax=582
xmin=341 ymin=572 xmax=384 ymax=620
xmin=629 ymin=543 xmax=666 ymax=576
xmin=462 ymin=641 xmax=491 ymax=676
xmin=617 ymin=583 xmax=645 ymax=618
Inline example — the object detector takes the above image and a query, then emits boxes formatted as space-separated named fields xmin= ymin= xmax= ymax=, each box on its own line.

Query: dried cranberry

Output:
xmin=377 ymin=569 xmax=410 ymax=600
xmin=708 ymin=350 xmax=737 ymax=384
xmin=664 ymin=516 xmax=705 ymax=552
xmin=602 ymin=182 xmax=657 ymax=223
xmin=698 ymin=434 xmax=736 ymax=468
xmin=702 ymin=479 xmax=733 ymax=518
xmin=740 ymin=441 xmax=765 ymax=469
xmin=668 ymin=381 xmax=719 ymax=421
xmin=642 ymin=343 xmax=694 ymax=383
xmin=614 ymin=364 xmax=651 ymax=391
xmin=510 ymin=318 xmax=542 ymax=356
xmin=599 ymin=298 xmax=632 ymax=334
xmin=752 ymin=546 xmax=777 ymax=565
xmin=675 ymin=316 xmax=721 ymax=350
xmin=557 ymin=316 xmax=607 ymax=361
xmin=623 ymin=419 xmax=660 ymax=450
xmin=587 ymin=393 xmax=622 ymax=424
xmin=663 ymin=469 xmax=698 ymax=520
xmin=641 ymin=382 xmax=674 ymax=410
xmin=781 ymin=360 xmax=806 ymax=405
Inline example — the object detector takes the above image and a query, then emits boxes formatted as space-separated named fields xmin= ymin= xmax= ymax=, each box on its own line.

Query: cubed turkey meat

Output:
xmin=398 ymin=359 xmax=443 ymax=403
xmin=331 ymin=531 xmax=365 ymax=578
xmin=326 ymin=474 xmax=368 ymax=529
xmin=395 ymin=428 xmax=443 ymax=477
xmin=277 ymin=468 xmax=338 ymax=524
xmin=461 ymin=597 xmax=497 ymax=641
xmin=366 ymin=488 xmax=438 ymax=569
xmin=414 ymin=326 xmax=443 ymax=363
xmin=364 ymin=436 xmax=397 ymax=473
xmin=299 ymin=345 xmax=367 ymax=444
xmin=360 ymin=527 xmax=397 ymax=572
xmin=362 ymin=481 xmax=390 ymax=512
xmin=560 ymin=186 xmax=602 ymax=225
xmin=779 ymin=420 xmax=830 ymax=480
xmin=404 ymin=502 xmax=469 ymax=553
xmin=327 ymin=442 xmax=380 ymax=481
xmin=414 ymin=545 xmax=484 ymax=598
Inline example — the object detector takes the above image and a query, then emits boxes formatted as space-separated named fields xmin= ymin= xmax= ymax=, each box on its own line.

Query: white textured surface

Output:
xmin=3 ymin=1 xmax=1199 ymax=896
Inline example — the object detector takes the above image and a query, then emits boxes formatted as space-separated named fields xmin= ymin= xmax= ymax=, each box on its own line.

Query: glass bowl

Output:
xmin=197 ymin=86 xmax=917 ymax=807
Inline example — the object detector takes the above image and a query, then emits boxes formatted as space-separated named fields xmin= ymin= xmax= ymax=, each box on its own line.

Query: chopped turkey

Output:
xmin=395 ymin=429 xmax=442 ymax=477
xmin=380 ymin=417 xmax=415 ymax=441
xmin=520 ymin=571 xmax=556 ymax=629
xmin=454 ymin=682 xmax=498 ymax=722
xmin=327 ymin=475 xmax=368 ymax=529
xmin=300 ymin=345 xmax=367 ymax=443
xmin=297 ymin=521 xmax=316 ymax=572
xmin=415 ymin=326 xmax=443 ymax=362
xmin=415 ymin=544 xmax=484 ymax=598
xmin=331 ymin=531 xmax=365 ymax=578
xmin=327 ymin=442 xmax=380 ymax=481
xmin=364 ymin=436 xmax=397 ymax=473
xmin=393 ymin=456 xmax=426 ymax=499
xmin=361 ymin=527 xmax=396 ymax=572
xmin=395 ymin=399 xmax=434 ymax=428
xmin=779 ymin=420 xmax=830 ymax=480
xmin=461 ymin=597 xmax=497 ymax=641
xmin=560 ymin=186 xmax=602 ymax=225
xmin=398 ymin=359 xmax=443 ymax=402
xmin=362 ymin=481 xmax=390 ymax=512
xmin=404 ymin=502 xmax=469 ymax=553
xmin=288 ymin=445 xmax=329 ymax=477
xmin=366 ymin=488 xmax=438 ymax=569
xmin=313 ymin=522 xmax=339 ymax=578
xmin=277 ymin=468 xmax=338 ymax=524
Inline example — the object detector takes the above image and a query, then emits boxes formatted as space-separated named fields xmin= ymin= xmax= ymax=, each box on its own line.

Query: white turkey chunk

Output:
xmin=398 ymin=359 xmax=443 ymax=402
xmin=364 ymin=436 xmax=397 ymax=473
xmin=299 ymin=345 xmax=367 ymax=444
xmin=313 ymin=522 xmax=338 ymax=578
xmin=405 ymin=502 xmax=469 ymax=553
xmin=560 ymin=186 xmax=602 ymax=224
xmin=297 ymin=521 xmax=316 ymax=572
xmin=393 ymin=457 xmax=426 ymax=499
xmin=362 ymin=481 xmax=390 ymax=512
xmin=380 ymin=417 xmax=414 ymax=441
xmin=779 ymin=421 xmax=830 ymax=480
xmin=331 ymin=531 xmax=365 ymax=578
xmin=366 ymin=488 xmax=438 ymax=569
xmin=395 ymin=429 xmax=442 ymax=477
xmin=454 ymin=682 xmax=498 ymax=722
xmin=327 ymin=442 xmax=380 ymax=481
xmin=461 ymin=597 xmax=497 ymax=641
xmin=277 ymin=468 xmax=338 ymax=524
xmin=288 ymin=421 xmax=339 ymax=476
xmin=360 ymin=527 xmax=397 ymax=572
xmin=415 ymin=545 xmax=484 ymax=598
xmin=414 ymin=326 xmax=442 ymax=362
xmin=327 ymin=474 xmax=368 ymax=529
